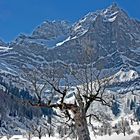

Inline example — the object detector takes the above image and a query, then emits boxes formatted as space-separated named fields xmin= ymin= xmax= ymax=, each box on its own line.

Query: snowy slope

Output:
xmin=0 ymin=3 xmax=140 ymax=139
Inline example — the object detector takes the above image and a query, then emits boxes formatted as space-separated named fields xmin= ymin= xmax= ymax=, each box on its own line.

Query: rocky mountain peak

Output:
xmin=71 ymin=4 xmax=127 ymax=38
xmin=108 ymin=3 xmax=120 ymax=11
xmin=31 ymin=20 xmax=71 ymax=40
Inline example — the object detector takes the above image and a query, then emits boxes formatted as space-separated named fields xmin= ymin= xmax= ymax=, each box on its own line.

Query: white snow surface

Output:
xmin=0 ymin=46 xmax=12 ymax=52
xmin=107 ymin=15 xmax=117 ymax=22
xmin=56 ymin=37 xmax=70 ymax=46
xmin=1 ymin=124 xmax=140 ymax=140
xmin=113 ymin=69 xmax=139 ymax=82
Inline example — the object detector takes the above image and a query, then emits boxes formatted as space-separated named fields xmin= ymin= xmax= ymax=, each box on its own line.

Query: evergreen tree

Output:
xmin=127 ymin=98 xmax=130 ymax=108
xmin=111 ymin=100 xmax=120 ymax=116
xmin=135 ymin=106 xmax=140 ymax=121
xmin=130 ymin=99 xmax=135 ymax=110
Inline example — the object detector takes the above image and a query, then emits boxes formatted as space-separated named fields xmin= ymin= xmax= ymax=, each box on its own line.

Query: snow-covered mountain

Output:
xmin=0 ymin=3 xmax=140 ymax=137
xmin=0 ymin=3 xmax=140 ymax=76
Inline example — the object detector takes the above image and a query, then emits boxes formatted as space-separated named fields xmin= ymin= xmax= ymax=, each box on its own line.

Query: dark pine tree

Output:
xmin=135 ymin=106 xmax=140 ymax=121
xmin=130 ymin=99 xmax=135 ymax=110
xmin=111 ymin=100 xmax=121 ymax=116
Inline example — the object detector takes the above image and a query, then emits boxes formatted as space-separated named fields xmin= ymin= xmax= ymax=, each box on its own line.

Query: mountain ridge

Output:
xmin=0 ymin=3 xmax=140 ymax=79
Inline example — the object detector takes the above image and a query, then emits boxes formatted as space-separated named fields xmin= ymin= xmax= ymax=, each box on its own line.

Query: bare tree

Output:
xmin=43 ymin=119 xmax=54 ymax=137
xmin=115 ymin=117 xmax=131 ymax=136
xmin=6 ymin=134 xmax=12 ymax=140
xmin=30 ymin=119 xmax=46 ymax=139
xmin=23 ymin=131 xmax=33 ymax=140
xmin=20 ymin=47 xmax=113 ymax=140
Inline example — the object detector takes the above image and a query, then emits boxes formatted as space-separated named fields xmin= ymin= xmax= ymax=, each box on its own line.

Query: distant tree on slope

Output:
xmin=111 ymin=97 xmax=121 ymax=116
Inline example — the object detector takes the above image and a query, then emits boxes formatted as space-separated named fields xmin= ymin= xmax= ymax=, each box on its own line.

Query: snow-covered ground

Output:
xmin=1 ymin=123 xmax=140 ymax=140
xmin=94 ymin=134 xmax=137 ymax=140
xmin=0 ymin=134 xmax=139 ymax=140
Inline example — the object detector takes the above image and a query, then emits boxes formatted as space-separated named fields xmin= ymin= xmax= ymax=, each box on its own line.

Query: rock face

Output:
xmin=32 ymin=20 xmax=70 ymax=40
xmin=0 ymin=3 xmax=140 ymax=76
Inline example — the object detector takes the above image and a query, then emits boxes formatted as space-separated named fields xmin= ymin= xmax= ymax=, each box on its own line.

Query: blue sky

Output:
xmin=0 ymin=0 xmax=140 ymax=42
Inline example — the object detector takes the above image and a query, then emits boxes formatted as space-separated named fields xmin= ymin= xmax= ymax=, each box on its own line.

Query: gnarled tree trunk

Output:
xmin=74 ymin=109 xmax=91 ymax=140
